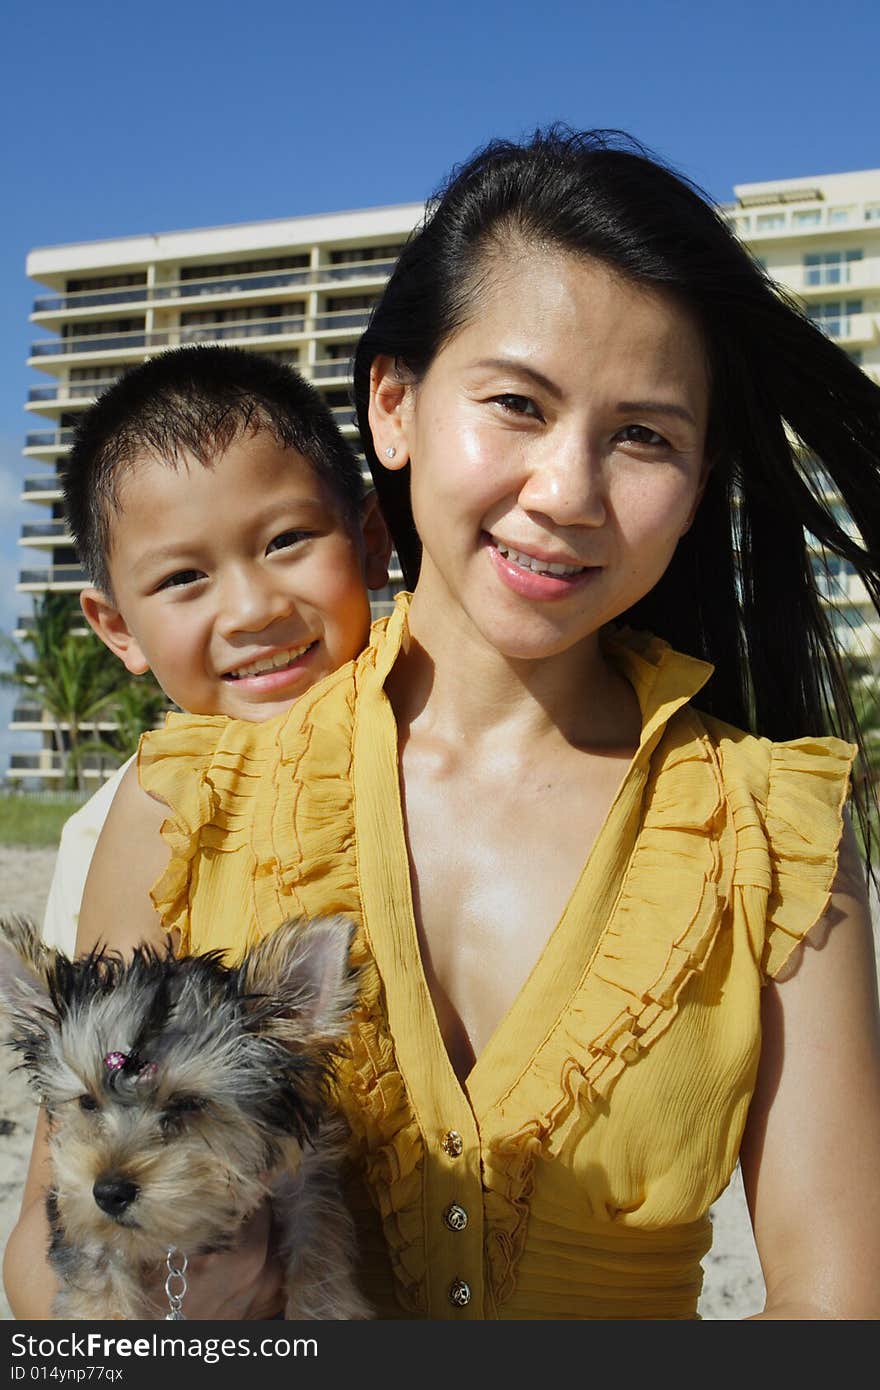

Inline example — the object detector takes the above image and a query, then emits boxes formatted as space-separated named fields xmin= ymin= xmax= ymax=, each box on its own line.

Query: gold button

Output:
xmin=441 ymin=1129 xmax=463 ymax=1158
xmin=449 ymin=1278 xmax=471 ymax=1307
xmin=444 ymin=1202 xmax=468 ymax=1232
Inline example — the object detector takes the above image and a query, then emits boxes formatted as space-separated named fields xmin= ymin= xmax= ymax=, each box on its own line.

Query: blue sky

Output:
xmin=1 ymin=0 xmax=878 ymax=770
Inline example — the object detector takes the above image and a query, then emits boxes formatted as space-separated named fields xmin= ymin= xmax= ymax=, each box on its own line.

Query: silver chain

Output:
xmin=164 ymin=1246 xmax=189 ymax=1320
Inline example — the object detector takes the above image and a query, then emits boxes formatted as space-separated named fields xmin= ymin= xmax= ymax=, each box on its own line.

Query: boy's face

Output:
xmin=82 ymin=430 xmax=389 ymax=722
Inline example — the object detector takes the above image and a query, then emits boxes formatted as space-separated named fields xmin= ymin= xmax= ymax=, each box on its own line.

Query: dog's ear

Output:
xmin=0 ymin=915 xmax=55 ymax=1003
xmin=237 ymin=915 xmax=357 ymax=1043
xmin=0 ymin=915 xmax=59 ymax=1040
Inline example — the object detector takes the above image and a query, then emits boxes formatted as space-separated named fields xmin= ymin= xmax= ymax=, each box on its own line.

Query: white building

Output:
xmin=723 ymin=169 xmax=880 ymax=668
xmin=13 ymin=203 xmax=422 ymax=784
xmin=11 ymin=171 xmax=880 ymax=783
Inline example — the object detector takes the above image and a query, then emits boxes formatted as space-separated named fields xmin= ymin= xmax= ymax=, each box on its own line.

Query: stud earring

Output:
xmin=384 ymin=446 xmax=397 ymax=460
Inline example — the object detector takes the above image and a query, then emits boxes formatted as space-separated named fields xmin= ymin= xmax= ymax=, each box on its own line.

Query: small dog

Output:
xmin=0 ymin=913 xmax=372 ymax=1320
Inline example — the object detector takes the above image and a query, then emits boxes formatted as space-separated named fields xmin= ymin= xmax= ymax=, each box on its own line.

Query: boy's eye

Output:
xmin=157 ymin=569 xmax=204 ymax=591
xmin=492 ymin=394 xmax=541 ymax=419
xmin=267 ymin=529 xmax=312 ymax=554
xmin=617 ymin=424 xmax=669 ymax=448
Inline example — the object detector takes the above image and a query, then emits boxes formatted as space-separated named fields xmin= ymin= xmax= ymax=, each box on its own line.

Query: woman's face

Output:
xmin=372 ymin=248 xmax=710 ymax=663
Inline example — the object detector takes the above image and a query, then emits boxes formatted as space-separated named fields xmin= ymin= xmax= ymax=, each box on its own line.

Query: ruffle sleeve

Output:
xmin=137 ymin=662 xmax=364 ymax=958
xmin=138 ymin=710 xmax=275 ymax=954
xmin=762 ymin=736 xmax=857 ymax=978
xmin=705 ymin=721 xmax=857 ymax=980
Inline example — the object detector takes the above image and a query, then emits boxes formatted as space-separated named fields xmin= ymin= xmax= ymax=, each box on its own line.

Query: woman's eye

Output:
xmin=617 ymin=424 xmax=669 ymax=448
xmin=267 ymin=530 xmax=311 ymax=554
xmin=492 ymin=394 xmax=541 ymax=419
xmin=157 ymin=569 xmax=203 ymax=591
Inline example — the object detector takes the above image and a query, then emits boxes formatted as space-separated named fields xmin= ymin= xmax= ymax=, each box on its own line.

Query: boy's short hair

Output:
xmin=64 ymin=345 xmax=365 ymax=595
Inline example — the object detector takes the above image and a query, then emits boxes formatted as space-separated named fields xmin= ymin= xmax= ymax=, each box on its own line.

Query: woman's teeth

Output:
xmin=494 ymin=542 xmax=584 ymax=577
xmin=225 ymin=641 xmax=315 ymax=680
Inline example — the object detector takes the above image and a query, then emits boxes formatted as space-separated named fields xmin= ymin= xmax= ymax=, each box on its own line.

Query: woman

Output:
xmin=9 ymin=127 xmax=880 ymax=1320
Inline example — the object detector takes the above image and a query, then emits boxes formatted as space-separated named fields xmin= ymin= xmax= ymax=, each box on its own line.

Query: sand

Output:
xmin=0 ymin=843 xmax=767 ymax=1321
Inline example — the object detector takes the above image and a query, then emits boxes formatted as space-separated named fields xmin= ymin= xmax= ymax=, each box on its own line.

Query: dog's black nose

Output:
xmin=92 ymin=1176 xmax=139 ymax=1217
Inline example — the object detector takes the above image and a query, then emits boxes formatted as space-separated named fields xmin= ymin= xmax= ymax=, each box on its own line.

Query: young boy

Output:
xmin=40 ymin=344 xmax=390 ymax=954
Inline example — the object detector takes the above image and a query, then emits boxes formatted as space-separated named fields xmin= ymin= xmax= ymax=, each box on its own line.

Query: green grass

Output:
xmin=0 ymin=794 xmax=84 ymax=847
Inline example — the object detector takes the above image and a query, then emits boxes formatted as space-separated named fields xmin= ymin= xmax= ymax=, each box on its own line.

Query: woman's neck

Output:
xmin=387 ymin=586 xmax=642 ymax=755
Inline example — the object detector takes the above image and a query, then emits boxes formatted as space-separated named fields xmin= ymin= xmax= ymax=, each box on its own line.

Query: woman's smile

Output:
xmin=485 ymin=533 xmax=602 ymax=599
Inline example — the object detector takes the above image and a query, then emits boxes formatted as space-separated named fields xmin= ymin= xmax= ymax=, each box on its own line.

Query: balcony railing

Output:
xmin=18 ymin=564 xmax=88 ymax=586
xmin=31 ymin=331 xmax=149 ymax=357
xmin=29 ymin=307 xmax=371 ymax=359
xmin=14 ymin=613 xmax=87 ymax=636
xmin=25 ymin=428 xmax=76 ymax=448
xmin=31 ymin=259 xmax=396 ymax=314
xmin=10 ymin=712 xmax=124 ymax=733
xmin=10 ymin=705 xmax=46 ymax=723
xmin=9 ymin=752 xmax=121 ymax=773
xmin=22 ymin=474 xmax=65 ymax=493
xmin=809 ymin=312 xmax=877 ymax=344
xmin=20 ymin=521 xmax=71 ymax=540
xmin=27 ymin=360 xmax=355 ymax=403
xmin=28 ymin=380 xmax=112 ymax=403
xmin=310 ymin=360 xmax=352 ymax=381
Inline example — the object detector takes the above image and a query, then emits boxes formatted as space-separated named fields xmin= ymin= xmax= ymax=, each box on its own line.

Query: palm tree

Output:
xmin=0 ymin=593 xmax=131 ymax=791
xmin=103 ymin=677 xmax=169 ymax=765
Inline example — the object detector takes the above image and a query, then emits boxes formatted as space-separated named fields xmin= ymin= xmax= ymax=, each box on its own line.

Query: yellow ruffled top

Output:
xmin=139 ymin=593 xmax=856 ymax=1320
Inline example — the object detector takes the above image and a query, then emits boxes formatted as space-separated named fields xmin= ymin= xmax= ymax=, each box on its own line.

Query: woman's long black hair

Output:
xmin=353 ymin=126 xmax=880 ymax=871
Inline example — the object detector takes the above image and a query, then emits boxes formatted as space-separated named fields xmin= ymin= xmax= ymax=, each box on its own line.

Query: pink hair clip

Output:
xmin=103 ymin=1051 xmax=157 ymax=1082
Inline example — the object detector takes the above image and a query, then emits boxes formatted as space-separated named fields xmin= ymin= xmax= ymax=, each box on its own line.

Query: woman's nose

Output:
xmin=516 ymin=439 xmax=607 ymax=527
xmin=216 ymin=568 xmax=293 ymax=637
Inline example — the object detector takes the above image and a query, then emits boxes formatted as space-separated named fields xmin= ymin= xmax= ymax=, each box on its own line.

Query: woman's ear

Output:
xmin=368 ymin=355 xmax=412 ymax=471
xmin=79 ymin=588 xmax=151 ymax=676
xmin=357 ymin=490 xmax=392 ymax=590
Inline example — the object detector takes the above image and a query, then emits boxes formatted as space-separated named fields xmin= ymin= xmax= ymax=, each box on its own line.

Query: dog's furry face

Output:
xmin=0 ymin=915 xmax=356 ymax=1266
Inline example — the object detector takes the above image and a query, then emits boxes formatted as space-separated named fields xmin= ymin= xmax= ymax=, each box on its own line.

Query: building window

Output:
xmin=803 ymin=250 xmax=862 ymax=286
xmin=69 ymin=364 xmax=118 ymax=382
xmin=866 ymin=204 xmax=880 ymax=222
xmin=324 ymin=295 xmax=378 ymax=313
xmin=66 ymin=272 xmax=147 ymax=293
xmin=329 ymin=244 xmax=405 ymax=265
xmin=812 ymin=551 xmax=854 ymax=584
xmin=845 ymin=349 xmax=863 ymax=365
xmin=828 ymin=207 xmax=853 ymax=225
xmin=792 ymin=209 xmax=822 ymax=227
xmin=62 ymin=317 xmax=145 ymax=339
xmin=179 ymin=302 xmax=304 ymax=327
xmin=257 ymin=350 xmax=300 ymax=366
xmin=807 ymin=300 xmax=862 ymax=337
xmin=829 ymin=604 xmax=861 ymax=635
xmin=179 ymin=255 xmax=308 ymax=280
xmin=755 ymin=212 xmax=785 ymax=230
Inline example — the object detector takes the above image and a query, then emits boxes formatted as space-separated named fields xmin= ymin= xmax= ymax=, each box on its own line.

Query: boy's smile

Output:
xmin=82 ymin=429 xmax=383 ymax=722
